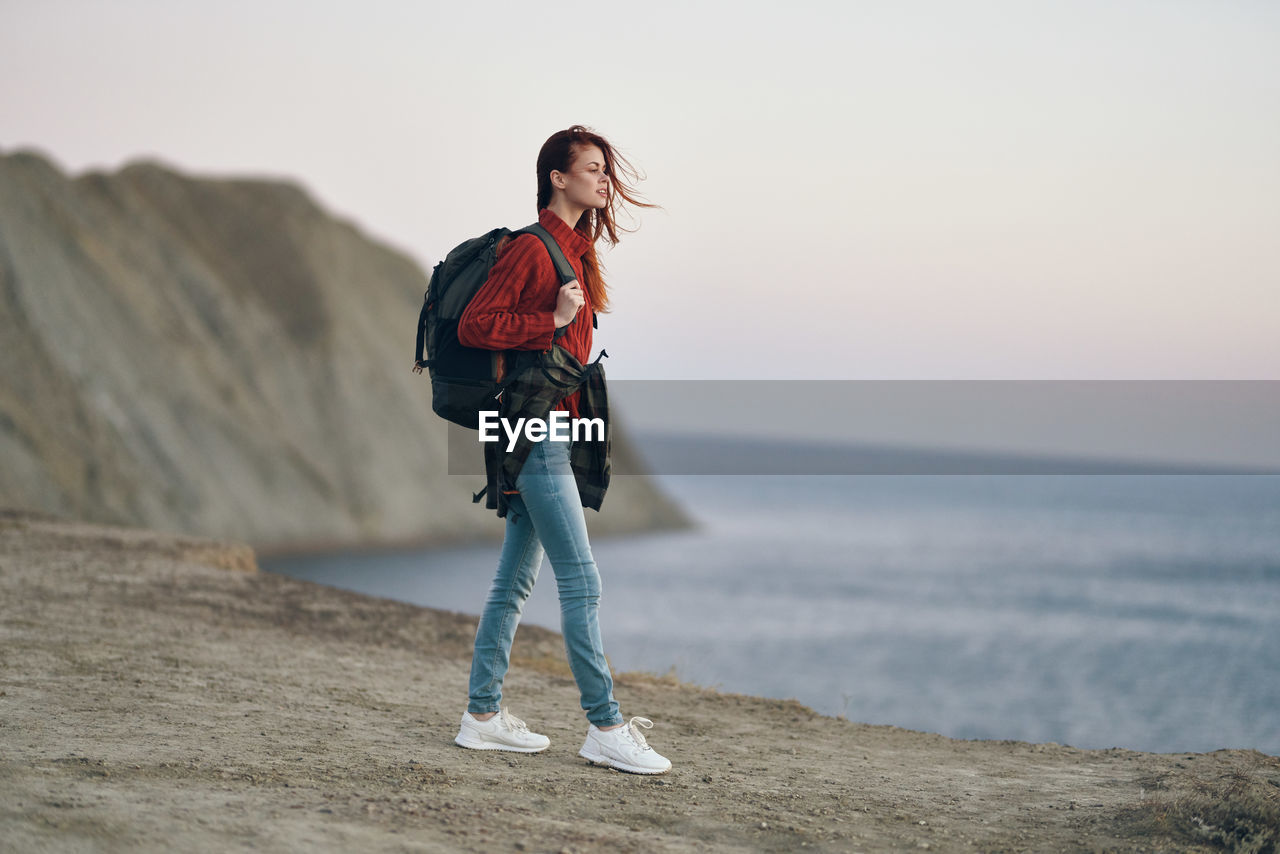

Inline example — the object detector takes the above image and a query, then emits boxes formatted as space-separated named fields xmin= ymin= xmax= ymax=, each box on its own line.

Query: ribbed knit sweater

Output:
xmin=457 ymin=207 xmax=594 ymax=419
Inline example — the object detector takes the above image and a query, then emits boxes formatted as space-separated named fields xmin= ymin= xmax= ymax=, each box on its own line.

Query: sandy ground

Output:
xmin=2 ymin=511 xmax=1277 ymax=853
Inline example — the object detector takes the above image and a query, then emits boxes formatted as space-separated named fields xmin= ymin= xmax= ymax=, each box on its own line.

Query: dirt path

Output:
xmin=2 ymin=512 xmax=1276 ymax=853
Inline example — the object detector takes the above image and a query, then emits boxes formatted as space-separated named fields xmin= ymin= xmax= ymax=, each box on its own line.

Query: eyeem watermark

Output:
xmin=478 ymin=410 xmax=605 ymax=451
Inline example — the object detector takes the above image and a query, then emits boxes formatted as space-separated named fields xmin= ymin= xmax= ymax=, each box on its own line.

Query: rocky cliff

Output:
xmin=0 ymin=149 xmax=686 ymax=551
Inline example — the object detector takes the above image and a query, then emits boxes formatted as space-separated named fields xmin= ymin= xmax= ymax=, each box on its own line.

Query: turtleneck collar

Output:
xmin=538 ymin=208 xmax=592 ymax=259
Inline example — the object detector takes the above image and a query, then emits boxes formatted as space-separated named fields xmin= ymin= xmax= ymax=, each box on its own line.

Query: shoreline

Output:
xmin=251 ymin=510 xmax=699 ymax=562
xmin=2 ymin=511 xmax=1276 ymax=853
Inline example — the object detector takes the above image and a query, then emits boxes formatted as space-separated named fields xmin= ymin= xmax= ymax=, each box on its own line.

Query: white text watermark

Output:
xmin=478 ymin=410 xmax=605 ymax=451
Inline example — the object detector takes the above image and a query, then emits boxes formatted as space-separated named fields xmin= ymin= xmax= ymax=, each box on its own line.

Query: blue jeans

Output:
xmin=466 ymin=438 xmax=623 ymax=727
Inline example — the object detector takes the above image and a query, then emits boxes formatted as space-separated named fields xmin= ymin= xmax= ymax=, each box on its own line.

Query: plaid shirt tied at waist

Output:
xmin=475 ymin=345 xmax=611 ymax=519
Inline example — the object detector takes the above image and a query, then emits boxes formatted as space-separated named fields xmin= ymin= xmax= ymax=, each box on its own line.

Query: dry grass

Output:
xmin=1127 ymin=750 xmax=1280 ymax=853
xmin=614 ymin=665 xmax=687 ymax=688
xmin=510 ymin=653 xmax=575 ymax=679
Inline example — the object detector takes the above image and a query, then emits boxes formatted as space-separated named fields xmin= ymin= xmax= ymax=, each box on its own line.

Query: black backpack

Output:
xmin=414 ymin=223 xmax=578 ymax=429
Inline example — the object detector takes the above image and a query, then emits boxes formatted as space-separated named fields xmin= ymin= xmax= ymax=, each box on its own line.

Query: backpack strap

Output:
xmin=415 ymin=256 xmax=451 ymax=368
xmin=516 ymin=223 xmax=597 ymax=335
xmin=517 ymin=223 xmax=578 ymax=286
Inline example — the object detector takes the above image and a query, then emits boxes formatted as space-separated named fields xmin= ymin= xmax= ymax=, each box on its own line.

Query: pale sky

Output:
xmin=3 ymin=0 xmax=1277 ymax=380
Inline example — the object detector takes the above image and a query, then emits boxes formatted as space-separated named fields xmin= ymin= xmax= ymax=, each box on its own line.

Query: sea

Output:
xmin=264 ymin=447 xmax=1280 ymax=757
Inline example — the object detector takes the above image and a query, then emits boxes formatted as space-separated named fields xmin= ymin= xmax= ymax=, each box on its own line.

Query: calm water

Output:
xmin=265 ymin=473 xmax=1280 ymax=756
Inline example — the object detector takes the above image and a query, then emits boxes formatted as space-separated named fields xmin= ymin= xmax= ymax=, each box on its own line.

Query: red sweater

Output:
xmin=458 ymin=208 xmax=595 ymax=419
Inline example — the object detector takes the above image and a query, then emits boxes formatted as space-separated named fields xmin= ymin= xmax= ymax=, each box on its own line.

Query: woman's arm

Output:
xmin=458 ymin=236 xmax=559 ymax=351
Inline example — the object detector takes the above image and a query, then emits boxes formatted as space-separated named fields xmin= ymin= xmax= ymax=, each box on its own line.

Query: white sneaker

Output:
xmin=579 ymin=716 xmax=672 ymax=774
xmin=455 ymin=709 xmax=550 ymax=753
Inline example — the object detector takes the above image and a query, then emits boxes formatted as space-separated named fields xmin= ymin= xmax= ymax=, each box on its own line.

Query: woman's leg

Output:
xmin=466 ymin=493 xmax=545 ymax=715
xmin=515 ymin=439 xmax=624 ymax=728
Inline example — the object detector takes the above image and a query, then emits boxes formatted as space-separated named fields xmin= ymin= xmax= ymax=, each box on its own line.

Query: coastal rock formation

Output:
xmin=0 ymin=150 xmax=686 ymax=550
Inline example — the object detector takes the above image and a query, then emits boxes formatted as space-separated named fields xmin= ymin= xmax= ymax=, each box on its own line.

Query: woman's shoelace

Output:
xmin=625 ymin=716 xmax=655 ymax=749
xmin=498 ymin=708 xmax=530 ymax=733
xmin=495 ymin=710 xmax=653 ymax=745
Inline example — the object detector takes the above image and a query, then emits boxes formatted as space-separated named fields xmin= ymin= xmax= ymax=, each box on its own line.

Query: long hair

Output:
xmin=536 ymin=125 xmax=654 ymax=313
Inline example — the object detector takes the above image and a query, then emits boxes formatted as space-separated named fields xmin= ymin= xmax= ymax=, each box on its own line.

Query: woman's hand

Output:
xmin=553 ymin=280 xmax=585 ymax=328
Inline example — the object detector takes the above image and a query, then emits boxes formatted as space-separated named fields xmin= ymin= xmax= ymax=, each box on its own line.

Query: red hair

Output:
xmin=536 ymin=125 xmax=654 ymax=313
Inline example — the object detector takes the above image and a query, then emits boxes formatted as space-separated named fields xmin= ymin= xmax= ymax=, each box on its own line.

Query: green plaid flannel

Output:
xmin=479 ymin=345 xmax=611 ymax=518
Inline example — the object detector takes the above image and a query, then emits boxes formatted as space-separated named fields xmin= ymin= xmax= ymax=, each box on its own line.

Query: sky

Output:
xmin=2 ymin=0 xmax=1278 ymax=382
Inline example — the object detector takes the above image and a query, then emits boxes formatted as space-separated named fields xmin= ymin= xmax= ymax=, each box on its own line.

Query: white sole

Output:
xmin=578 ymin=747 xmax=670 ymax=775
xmin=455 ymin=732 xmax=548 ymax=753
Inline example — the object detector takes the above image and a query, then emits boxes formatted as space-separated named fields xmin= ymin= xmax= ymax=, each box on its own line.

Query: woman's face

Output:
xmin=555 ymin=145 xmax=610 ymax=211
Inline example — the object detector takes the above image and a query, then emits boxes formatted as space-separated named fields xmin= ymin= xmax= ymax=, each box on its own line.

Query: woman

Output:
xmin=452 ymin=126 xmax=670 ymax=775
